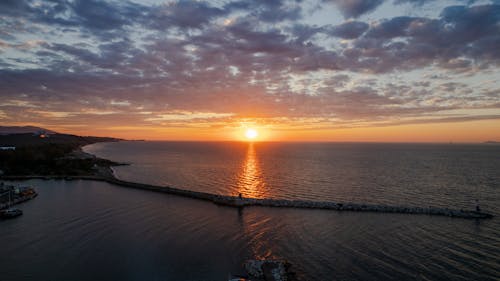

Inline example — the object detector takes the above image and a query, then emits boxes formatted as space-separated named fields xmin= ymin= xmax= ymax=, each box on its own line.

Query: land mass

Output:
xmin=0 ymin=126 xmax=57 ymax=135
xmin=0 ymin=128 xmax=123 ymax=176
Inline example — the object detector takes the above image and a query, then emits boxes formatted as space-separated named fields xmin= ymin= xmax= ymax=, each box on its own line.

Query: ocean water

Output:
xmin=1 ymin=142 xmax=499 ymax=281
xmin=85 ymin=141 xmax=500 ymax=210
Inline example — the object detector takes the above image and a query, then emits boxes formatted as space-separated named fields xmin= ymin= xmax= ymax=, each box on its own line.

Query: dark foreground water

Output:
xmin=1 ymin=179 xmax=499 ymax=281
xmin=1 ymin=142 xmax=499 ymax=280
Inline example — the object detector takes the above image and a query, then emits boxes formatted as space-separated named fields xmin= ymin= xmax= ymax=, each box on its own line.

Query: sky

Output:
xmin=0 ymin=0 xmax=499 ymax=142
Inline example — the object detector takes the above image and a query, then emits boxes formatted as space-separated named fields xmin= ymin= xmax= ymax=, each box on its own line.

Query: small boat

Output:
xmin=0 ymin=208 xmax=23 ymax=219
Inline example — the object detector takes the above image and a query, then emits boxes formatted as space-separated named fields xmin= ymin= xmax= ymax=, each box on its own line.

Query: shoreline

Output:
xmin=1 ymin=173 xmax=494 ymax=219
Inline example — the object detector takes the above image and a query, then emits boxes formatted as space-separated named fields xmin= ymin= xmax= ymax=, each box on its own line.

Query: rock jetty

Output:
xmin=210 ymin=195 xmax=492 ymax=219
xmin=107 ymin=178 xmax=493 ymax=219
xmin=1 ymin=175 xmax=493 ymax=219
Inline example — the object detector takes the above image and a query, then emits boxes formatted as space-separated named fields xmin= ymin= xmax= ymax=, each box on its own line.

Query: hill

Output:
xmin=0 ymin=126 xmax=57 ymax=135
xmin=0 ymin=131 xmax=122 ymax=176
xmin=0 ymin=133 xmax=120 ymax=147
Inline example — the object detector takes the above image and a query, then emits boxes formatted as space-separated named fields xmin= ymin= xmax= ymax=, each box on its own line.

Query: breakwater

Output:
xmin=1 ymin=175 xmax=493 ymax=219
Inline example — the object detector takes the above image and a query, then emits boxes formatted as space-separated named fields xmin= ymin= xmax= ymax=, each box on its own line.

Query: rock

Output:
xmin=262 ymin=261 xmax=287 ymax=281
xmin=244 ymin=259 xmax=294 ymax=281
xmin=244 ymin=260 xmax=265 ymax=278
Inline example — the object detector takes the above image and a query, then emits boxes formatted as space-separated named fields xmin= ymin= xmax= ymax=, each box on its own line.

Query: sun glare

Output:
xmin=245 ymin=128 xmax=258 ymax=140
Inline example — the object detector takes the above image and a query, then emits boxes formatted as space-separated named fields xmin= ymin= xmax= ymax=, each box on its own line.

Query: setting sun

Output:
xmin=245 ymin=128 xmax=258 ymax=140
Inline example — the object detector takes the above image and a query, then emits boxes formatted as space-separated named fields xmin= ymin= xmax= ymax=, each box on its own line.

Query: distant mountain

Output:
xmin=0 ymin=126 xmax=57 ymax=135
xmin=0 ymin=132 xmax=121 ymax=147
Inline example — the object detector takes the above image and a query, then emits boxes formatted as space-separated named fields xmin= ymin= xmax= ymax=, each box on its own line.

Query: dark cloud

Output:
xmin=0 ymin=0 xmax=226 ymax=39
xmin=344 ymin=4 xmax=500 ymax=72
xmin=225 ymin=0 xmax=304 ymax=23
xmin=393 ymin=0 xmax=435 ymax=5
xmin=365 ymin=16 xmax=417 ymax=38
xmin=0 ymin=0 xmax=32 ymax=17
xmin=0 ymin=0 xmax=146 ymax=40
xmin=258 ymin=5 xmax=302 ymax=22
xmin=146 ymin=1 xmax=225 ymax=29
xmin=329 ymin=21 xmax=369 ymax=39
xmin=288 ymin=24 xmax=325 ymax=43
xmin=44 ymin=39 xmax=137 ymax=71
xmin=70 ymin=0 xmax=142 ymax=31
xmin=393 ymin=0 xmax=478 ymax=5
xmin=327 ymin=0 xmax=385 ymax=18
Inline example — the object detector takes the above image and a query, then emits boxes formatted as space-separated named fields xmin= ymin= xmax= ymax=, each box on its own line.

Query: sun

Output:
xmin=245 ymin=128 xmax=258 ymax=140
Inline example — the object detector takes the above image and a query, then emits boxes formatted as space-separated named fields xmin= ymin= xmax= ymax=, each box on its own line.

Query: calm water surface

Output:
xmin=1 ymin=142 xmax=499 ymax=280
xmin=86 ymin=141 xmax=500 ymax=209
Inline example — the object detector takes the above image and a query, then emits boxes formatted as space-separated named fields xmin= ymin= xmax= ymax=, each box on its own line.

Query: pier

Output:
xmin=1 ymin=175 xmax=493 ymax=219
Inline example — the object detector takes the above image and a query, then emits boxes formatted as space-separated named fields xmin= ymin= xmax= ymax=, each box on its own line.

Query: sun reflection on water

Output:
xmin=237 ymin=143 xmax=267 ymax=198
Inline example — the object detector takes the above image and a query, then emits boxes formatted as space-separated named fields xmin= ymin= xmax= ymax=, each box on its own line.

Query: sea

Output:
xmin=1 ymin=141 xmax=499 ymax=281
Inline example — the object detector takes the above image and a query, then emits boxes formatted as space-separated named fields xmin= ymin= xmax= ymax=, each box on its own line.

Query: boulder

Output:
xmin=244 ymin=259 xmax=295 ymax=281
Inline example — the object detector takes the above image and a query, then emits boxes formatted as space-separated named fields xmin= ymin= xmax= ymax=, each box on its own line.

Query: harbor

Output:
xmin=0 ymin=183 xmax=38 ymax=218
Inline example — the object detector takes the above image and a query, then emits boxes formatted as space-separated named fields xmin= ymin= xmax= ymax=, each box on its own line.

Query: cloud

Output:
xmin=146 ymin=1 xmax=226 ymax=29
xmin=0 ymin=0 xmax=144 ymax=38
xmin=329 ymin=21 xmax=369 ymax=38
xmin=71 ymin=0 xmax=137 ymax=30
xmin=225 ymin=0 xmax=303 ymax=22
xmin=0 ymin=0 xmax=499 ymax=131
xmin=354 ymin=4 xmax=500 ymax=72
xmin=327 ymin=0 xmax=385 ymax=18
xmin=393 ymin=0 xmax=479 ymax=6
xmin=145 ymin=111 xmax=235 ymax=122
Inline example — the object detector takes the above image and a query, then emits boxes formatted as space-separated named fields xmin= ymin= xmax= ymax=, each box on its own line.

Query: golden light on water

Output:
xmin=237 ymin=143 xmax=266 ymax=198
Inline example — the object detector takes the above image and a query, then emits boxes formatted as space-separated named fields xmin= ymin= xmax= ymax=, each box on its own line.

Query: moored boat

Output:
xmin=0 ymin=208 xmax=23 ymax=219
